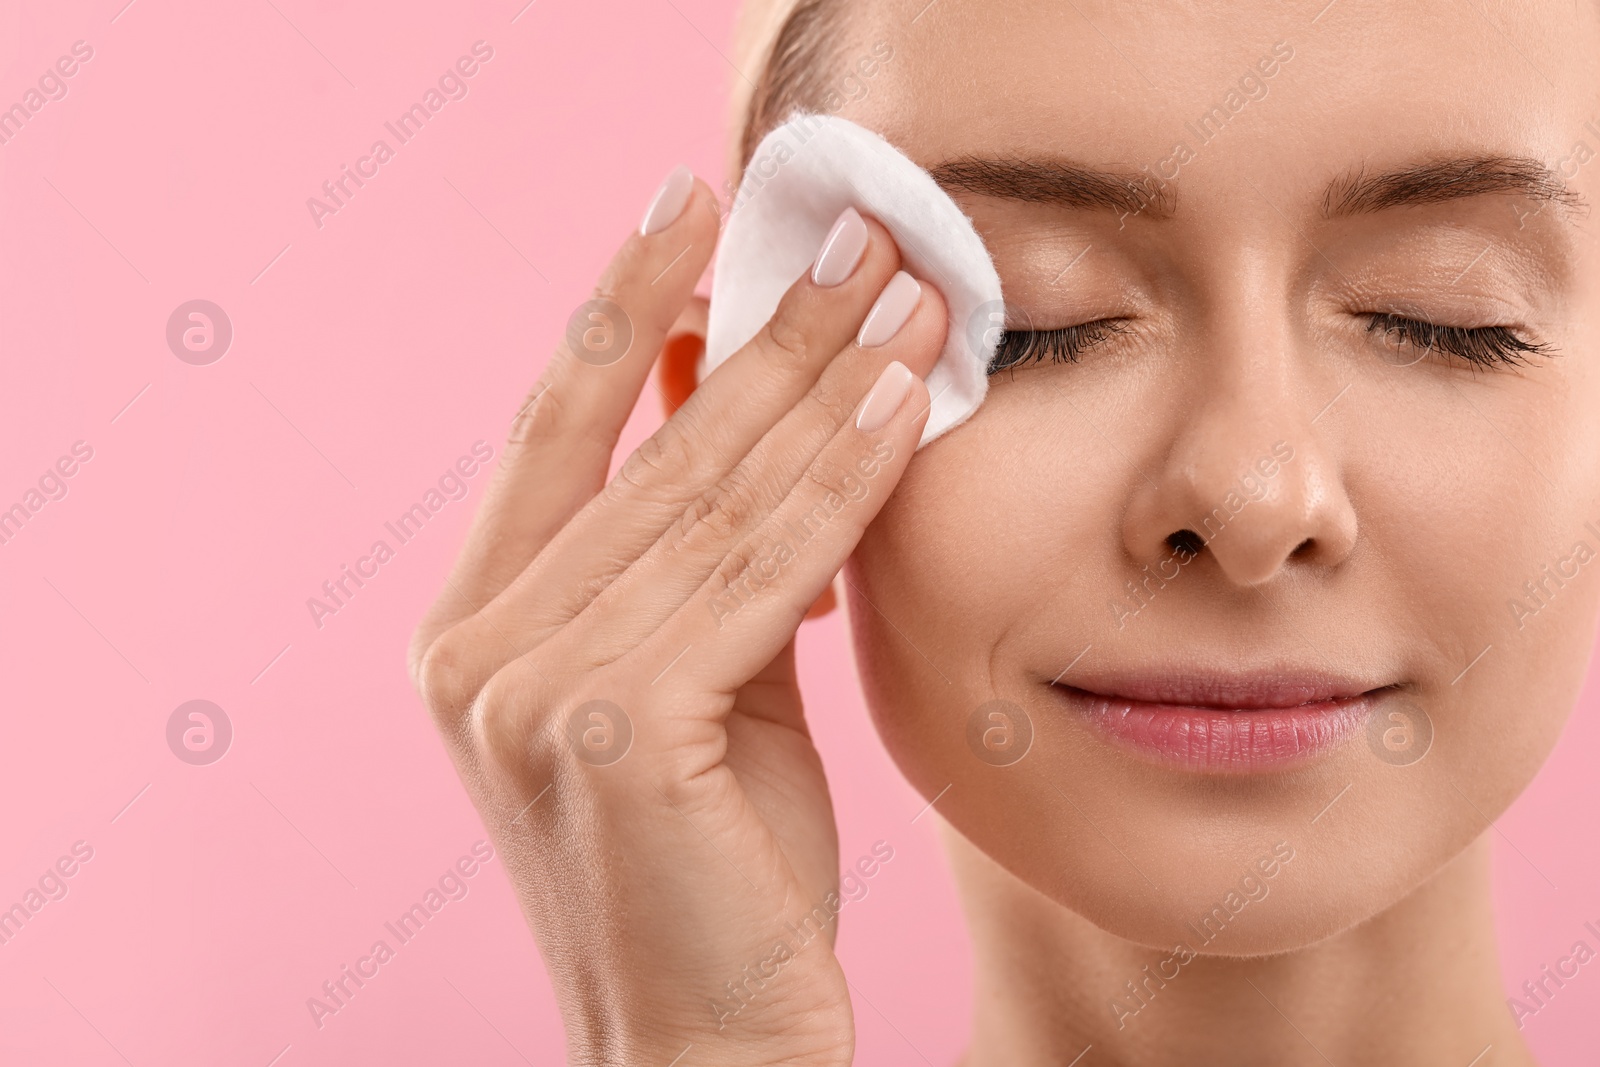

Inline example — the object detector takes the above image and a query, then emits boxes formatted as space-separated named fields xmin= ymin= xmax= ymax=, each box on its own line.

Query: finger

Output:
xmin=639 ymin=358 xmax=931 ymax=700
xmin=438 ymin=215 xmax=911 ymax=684
xmin=508 ymin=213 xmax=904 ymax=622
xmin=412 ymin=169 xmax=720 ymax=661
xmin=559 ymin=271 xmax=947 ymax=657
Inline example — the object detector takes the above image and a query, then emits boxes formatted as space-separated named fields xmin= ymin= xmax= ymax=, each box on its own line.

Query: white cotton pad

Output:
xmin=703 ymin=112 xmax=1004 ymax=449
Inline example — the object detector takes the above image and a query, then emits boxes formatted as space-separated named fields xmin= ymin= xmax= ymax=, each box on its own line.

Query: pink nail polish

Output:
xmin=640 ymin=165 xmax=694 ymax=236
xmin=856 ymin=361 xmax=915 ymax=432
xmin=811 ymin=207 xmax=869 ymax=287
xmin=857 ymin=272 xmax=921 ymax=347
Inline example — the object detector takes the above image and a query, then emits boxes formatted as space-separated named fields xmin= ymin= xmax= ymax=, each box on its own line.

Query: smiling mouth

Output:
xmin=1049 ymin=672 xmax=1389 ymax=774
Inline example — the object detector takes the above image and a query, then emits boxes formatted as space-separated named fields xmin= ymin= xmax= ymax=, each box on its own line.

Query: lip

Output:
xmin=1050 ymin=669 xmax=1386 ymax=774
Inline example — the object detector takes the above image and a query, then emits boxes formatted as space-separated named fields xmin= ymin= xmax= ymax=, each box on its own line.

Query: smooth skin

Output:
xmin=409 ymin=179 xmax=943 ymax=1066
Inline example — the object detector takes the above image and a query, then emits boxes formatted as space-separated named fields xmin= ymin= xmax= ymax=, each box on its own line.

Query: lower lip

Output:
xmin=1054 ymin=687 xmax=1374 ymax=773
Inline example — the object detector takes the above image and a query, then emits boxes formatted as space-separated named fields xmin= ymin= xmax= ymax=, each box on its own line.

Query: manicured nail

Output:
xmin=640 ymin=165 xmax=694 ymax=236
xmin=857 ymin=271 xmax=921 ymax=347
xmin=855 ymin=360 xmax=915 ymax=433
xmin=811 ymin=207 xmax=869 ymax=287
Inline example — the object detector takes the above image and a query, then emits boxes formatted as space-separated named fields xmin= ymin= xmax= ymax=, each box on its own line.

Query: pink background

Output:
xmin=0 ymin=0 xmax=1595 ymax=1063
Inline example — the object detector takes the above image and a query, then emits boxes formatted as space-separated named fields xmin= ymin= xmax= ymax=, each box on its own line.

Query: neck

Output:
xmin=947 ymin=828 xmax=1533 ymax=1067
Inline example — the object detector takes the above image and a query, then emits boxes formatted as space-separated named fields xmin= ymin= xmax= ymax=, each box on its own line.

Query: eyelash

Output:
xmin=985 ymin=313 xmax=1551 ymax=374
xmin=987 ymin=319 xmax=1129 ymax=374
xmin=1363 ymin=313 xmax=1550 ymax=367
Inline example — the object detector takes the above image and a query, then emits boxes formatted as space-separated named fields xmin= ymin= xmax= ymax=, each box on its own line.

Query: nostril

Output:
xmin=1167 ymin=530 xmax=1204 ymax=556
xmin=1291 ymin=537 xmax=1316 ymax=558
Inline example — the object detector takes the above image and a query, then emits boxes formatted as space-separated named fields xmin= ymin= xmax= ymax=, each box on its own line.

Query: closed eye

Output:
xmin=1364 ymin=313 xmax=1552 ymax=368
xmin=985 ymin=313 xmax=1553 ymax=374
xmin=987 ymin=319 xmax=1130 ymax=374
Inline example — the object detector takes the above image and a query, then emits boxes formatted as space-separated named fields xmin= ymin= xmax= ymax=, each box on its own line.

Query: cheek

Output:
xmin=850 ymin=368 xmax=1169 ymax=702
xmin=849 ymin=443 xmax=995 ymax=771
xmin=852 ymin=383 xmax=1118 ymax=653
xmin=1348 ymin=360 xmax=1600 ymax=785
xmin=851 ymin=395 xmax=1222 ymax=943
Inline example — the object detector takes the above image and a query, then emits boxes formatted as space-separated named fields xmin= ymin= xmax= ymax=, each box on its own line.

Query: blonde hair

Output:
xmin=728 ymin=0 xmax=848 ymax=181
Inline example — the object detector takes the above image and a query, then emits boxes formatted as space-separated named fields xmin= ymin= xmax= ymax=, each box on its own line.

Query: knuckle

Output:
xmin=710 ymin=538 xmax=767 ymax=598
xmin=565 ymin=569 xmax=617 ymax=615
xmin=506 ymin=379 xmax=566 ymax=455
xmin=800 ymin=466 xmax=850 ymax=512
xmin=589 ymin=270 xmax=636 ymax=311
xmin=805 ymin=447 xmax=860 ymax=495
xmin=674 ymin=489 xmax=717 ymax=535
xmin=612 ymin=422 xmax=694 ymax=498
xmin=759 ymin=302 xmax=815 ymax=366
xmin=679 ymin=470 xmax=760 ymax=545
xmin=476 ymin=668 xmax=641 ymax=791
xmin=416 ymin=634 xmax=480 ymax=726
xmin=471 ymin=662 xmax=548 ymax=778
xmin=793 ymin=390 xmax=848 ymax=453
xmin=806 ymin=369 xmax=854 ymax=422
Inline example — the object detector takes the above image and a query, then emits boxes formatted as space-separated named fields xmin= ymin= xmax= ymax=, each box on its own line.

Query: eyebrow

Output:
xmin=928 ymin=153 xmax=1588 ymax=223
xmin=928 ymin=157 xmax=1175 ymax=219
xmin=1321 ymin=156 xmax=1588 ymax=219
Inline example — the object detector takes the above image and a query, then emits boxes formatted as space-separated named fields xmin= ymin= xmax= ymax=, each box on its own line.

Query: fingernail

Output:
xmin=855 ymin=360 xmax=915 ymax=433
xmin=640 ymin=165 xmax=694 ymax=236
xmin=857 ymin=271 xmax=921 ymax=347
xmin=811 ymin=207 xmax=869 ymax=287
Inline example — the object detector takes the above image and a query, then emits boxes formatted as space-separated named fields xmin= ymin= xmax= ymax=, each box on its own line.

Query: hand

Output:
xmin=408 ymin=171 xmax=946 ymax=1066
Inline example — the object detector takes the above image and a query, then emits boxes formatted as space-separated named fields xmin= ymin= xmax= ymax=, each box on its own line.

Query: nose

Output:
xmin=1120 ymin=344 xmax=1358 ymax=587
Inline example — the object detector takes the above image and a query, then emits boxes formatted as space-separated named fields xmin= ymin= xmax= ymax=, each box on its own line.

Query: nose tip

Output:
xmin=1128 ymin=436 xmax=1357 ymax=587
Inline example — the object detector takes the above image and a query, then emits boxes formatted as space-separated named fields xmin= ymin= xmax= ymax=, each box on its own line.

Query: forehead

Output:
xmin=845 ymin=0 xmax=1600 ymax=201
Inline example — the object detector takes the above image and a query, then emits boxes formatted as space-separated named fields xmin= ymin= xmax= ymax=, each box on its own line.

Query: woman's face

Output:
xmin=842 ymin=0 xmax=1600 ymax=952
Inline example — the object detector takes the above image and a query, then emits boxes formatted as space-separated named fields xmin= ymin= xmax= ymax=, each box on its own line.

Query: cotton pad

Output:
xmin=703 ymin=112 xmax=1004 ymax=449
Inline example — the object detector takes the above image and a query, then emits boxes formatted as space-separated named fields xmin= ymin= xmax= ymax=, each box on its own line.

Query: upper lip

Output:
xmin=1053 ymin=668 xmax=1389 ymax=710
